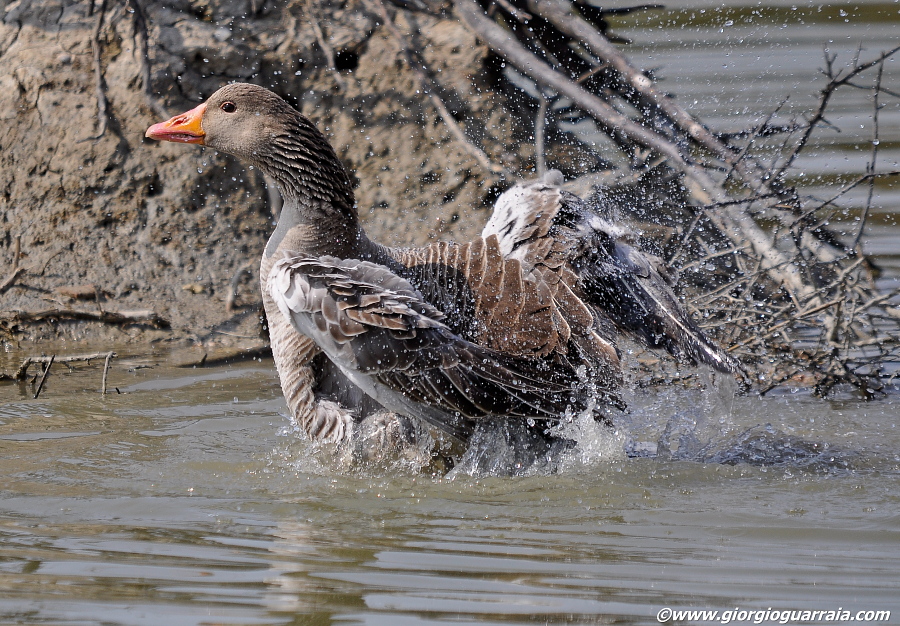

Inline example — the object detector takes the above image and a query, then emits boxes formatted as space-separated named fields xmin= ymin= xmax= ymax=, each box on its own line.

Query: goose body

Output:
xmin=146 ymin=83 xmax=745 ymax=454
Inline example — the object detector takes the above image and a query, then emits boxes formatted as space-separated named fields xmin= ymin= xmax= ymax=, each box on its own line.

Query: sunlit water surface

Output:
xmin=3 ymin=2 xmax=900 ymax=624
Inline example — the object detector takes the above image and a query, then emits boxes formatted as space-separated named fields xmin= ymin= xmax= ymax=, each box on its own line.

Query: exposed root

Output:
xmin=225 ymin=261 xmax=253 ymax=314
xmin=305 ymin=0 xmax=347 ymax=92
xmin=85 ymin=0 xmax=110 ymax=141
xmin=128 ymin=0 xmax=168 ymax=119
xmin=366 ymin=0 xmax=511 ymax=178
xmin=3 ymin=308 xmax=170 ymax=329
xmin=0 ymin=236 xmax=25 ymax=295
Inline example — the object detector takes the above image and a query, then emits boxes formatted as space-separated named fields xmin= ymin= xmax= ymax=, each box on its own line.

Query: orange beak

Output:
xmin=145 ymin=102 xmax=207 ymax=144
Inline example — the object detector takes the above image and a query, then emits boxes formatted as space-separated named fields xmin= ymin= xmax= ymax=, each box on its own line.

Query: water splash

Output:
xmin=447 ymin=400 xmax=625 ymax=478
xmin=272 ymin=412 xmax=446 ymax=478
xmin=619 ymin=369 xmax=859 ymax=473
xmin=446 ymin=418 xmax=572 ymax=478
xmin=551 ymin=409 xmax=627 ymax=473
xmin=704 ymin=423 xmax=859 ymax=473
xmin=621 ymin=367 xmax=740 ymax=460
xmin=272 ymin=365 xmax=863 ymax=479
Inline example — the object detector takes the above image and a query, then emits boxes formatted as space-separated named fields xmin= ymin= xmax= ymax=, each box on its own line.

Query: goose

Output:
xmin=146 ymin=83 xmax=746 ymax=457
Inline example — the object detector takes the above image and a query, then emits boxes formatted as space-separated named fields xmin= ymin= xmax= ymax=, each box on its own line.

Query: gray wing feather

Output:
xmin=269 ymin=256 xmax=617 ymax=439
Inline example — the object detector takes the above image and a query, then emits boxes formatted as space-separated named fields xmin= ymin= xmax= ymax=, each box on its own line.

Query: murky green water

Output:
xmin=3 ymin=2 xmax=900 ymax=624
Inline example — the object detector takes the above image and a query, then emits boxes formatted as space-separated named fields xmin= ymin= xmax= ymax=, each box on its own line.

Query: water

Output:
xmin=1 ymin=350 xmax=898 ymax=624
xmin=3 ymin=2 xmax=900 ymax=624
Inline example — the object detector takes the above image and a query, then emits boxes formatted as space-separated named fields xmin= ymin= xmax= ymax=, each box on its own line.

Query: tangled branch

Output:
xmin=442 ymin=0 xmax=900 ymax=395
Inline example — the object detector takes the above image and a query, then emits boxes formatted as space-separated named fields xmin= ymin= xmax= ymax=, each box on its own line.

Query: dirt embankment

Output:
xmin=0 ymin=0 xmax=534 ymax=349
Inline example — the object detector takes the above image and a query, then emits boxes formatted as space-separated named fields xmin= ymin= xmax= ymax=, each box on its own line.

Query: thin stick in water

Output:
xmin=33 ymin=355 xmax=55 ymax=400
xmin=101 ymin=351 xmax=115 ymax=395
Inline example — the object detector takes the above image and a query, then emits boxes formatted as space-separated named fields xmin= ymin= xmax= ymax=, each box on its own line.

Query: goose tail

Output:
xmin=575 ymin=209 xmax=749 ymax=386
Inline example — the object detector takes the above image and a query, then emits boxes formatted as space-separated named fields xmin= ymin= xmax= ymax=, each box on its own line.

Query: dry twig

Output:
xmin=14 ymin=351 xmax=119 ymax=380
xmin=101 ymin=351 xmax=115 ymax=394
xmin=774 ymin=44 xmax=900 ymax=180
xmin=10 ymin=352 xmax=118 ymax=398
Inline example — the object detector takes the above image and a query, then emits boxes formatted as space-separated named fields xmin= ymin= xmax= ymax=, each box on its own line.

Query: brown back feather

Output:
xmin=394 ymin=236 xmax=582 ymax=359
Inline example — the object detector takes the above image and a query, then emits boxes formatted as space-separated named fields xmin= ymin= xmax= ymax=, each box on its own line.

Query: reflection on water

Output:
xmin=3 ymin=1 xmax=900 ymax=623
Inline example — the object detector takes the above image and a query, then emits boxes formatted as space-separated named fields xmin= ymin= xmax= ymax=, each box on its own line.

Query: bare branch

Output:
xmin=851 ymin=58 xmax=884 ymax=251
xmin=453 ymin=0 xmax=816 ymax=301
xmin=534 ymin=91 xmax=550 ymax=176
xmin=33 ymin=355 xmax=55 ymax=399
xmin=101 ymin=351 xmax=115 ymax=395
xmin=774 ymin=44 xmax=900 ymax=180
xmin=526 ymin=0 xmax=776 ymax=194
xmin=14 ymin=352 xmax=119 ymax=378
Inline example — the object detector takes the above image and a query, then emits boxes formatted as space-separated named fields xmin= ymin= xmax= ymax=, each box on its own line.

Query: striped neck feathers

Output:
xmin=256 ymin=112 xmax=358 ymax=226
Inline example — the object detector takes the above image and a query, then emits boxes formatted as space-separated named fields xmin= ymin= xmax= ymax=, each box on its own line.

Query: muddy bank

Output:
xmin=5 ymin=0 xmax=898 ymax=399
xmin=0 ymin=0 xmax=533 ymax=348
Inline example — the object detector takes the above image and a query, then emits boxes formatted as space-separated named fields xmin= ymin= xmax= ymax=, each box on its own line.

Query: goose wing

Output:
xmin=268 ymin=256 xmax=622 ymax=438
xmin=483 ymin=176 xmax=748 ymax=380
xmin=393 ymin=236 xmax=624 ymax=406
xmin=395 ymin=237 xmax=598 ymax=356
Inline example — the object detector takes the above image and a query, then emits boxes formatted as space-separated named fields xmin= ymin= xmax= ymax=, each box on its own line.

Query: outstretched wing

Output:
xmin=483 ymin=175 xmax=748 ymax=380
xmin=268 ymin=256 xmax=621 ymax=439
xmin=393 ymin=235 xmax=625 ymax=409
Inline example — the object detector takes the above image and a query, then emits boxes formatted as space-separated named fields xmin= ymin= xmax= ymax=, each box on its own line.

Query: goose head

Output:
xmin=146 ymin=83 xmax=305 ymax=161
xmin=146 ymin=83 xmax=356 ymax=215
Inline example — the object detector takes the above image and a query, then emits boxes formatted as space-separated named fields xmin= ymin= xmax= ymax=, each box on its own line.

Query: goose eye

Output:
xmin=221 ymin=102 xmax=236 ymax=113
